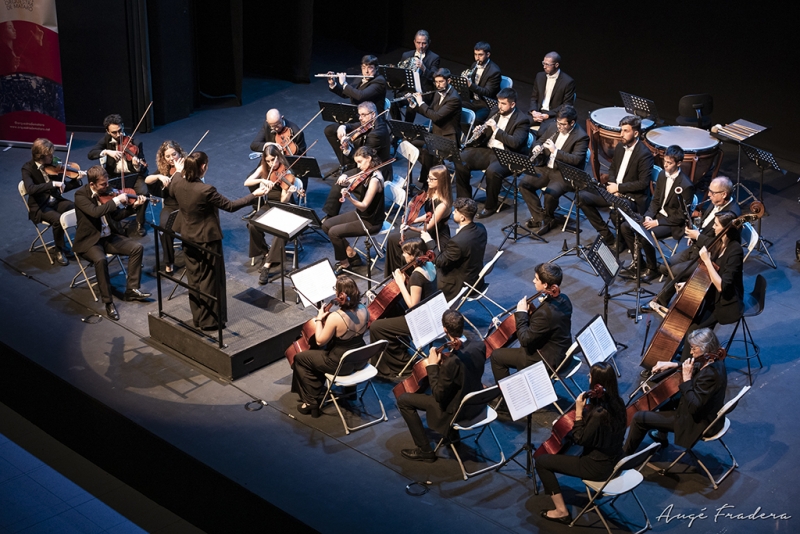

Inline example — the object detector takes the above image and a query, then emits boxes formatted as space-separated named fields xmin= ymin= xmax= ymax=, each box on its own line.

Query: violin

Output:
xmin=275 ymin=126 xmax=298 ymax=156
xmin=392 ymin=337 xmax=462 ymax=399
xmin=118 ymin=134 xmax=148 ymax=167
xmin=367 ymin=250 xmax=435 ymax=326
xmin=97 ymin=187 xmax=157 ymax=206
xmin=44 ymin=156 xmax=84 ymax=179
xmin=339 ymin=158 xmax=396 ymax=203
xmin=340 ymin=122 xmax=373 ymax=155
xmin=267 ymin=161 xmax=299 ymax=191
xmin=533 ymin=384 xmax=606 ymax=459
xmin=484 ymin=285 xmax=561 ymax=359
xmin=284 ymin=297 xmax=343 ymax=366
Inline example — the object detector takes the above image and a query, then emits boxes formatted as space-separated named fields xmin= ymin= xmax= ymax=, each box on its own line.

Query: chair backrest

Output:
xmin=500 ymin=76 xmax=513 ymax=89
xmin=678 ymin=94 xmax=713 ymax=118
xmin=702 ymin=386 xmax=750 ymax=439
xmin=450 ymin=385 xmax=499 ymax=426
xmin=613 ymin=442 xmax=660 ymax=476
xmin=397 ymin=140 xmax=420 ymax=168
xmin=476 ymin=250 xmax=503 ymax=283
xmin=384 ymin=98 xmax=391 ymax=114
xmin=461 ymin=108 xmax=476 ymax=145
xmin=741 ymin=222 xmax=759 ymax=259
xmin=751 ymin=274 xmax=767 ymax=314
xmin=18 ymin=181 xmax=32 ymax=213
xmin=650 ymin=165 xmax=663 ymax=196
xmin=526 ymin=132 xmax=534 ymax=153
xmin=60 ymin=208 xmax=77 ymax=231
xmin=333 ymin=340 xmax=388 ymax=377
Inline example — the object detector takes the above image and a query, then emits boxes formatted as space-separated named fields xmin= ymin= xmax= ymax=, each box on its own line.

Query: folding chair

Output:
xmin=545 ymin=343 xmax=584 ymax=414
xmin=60 ymin=209 xmax=127 ymax=302
xmin=351 ymin=186 xmax=405 ymax=270
xmin=454 ymin=250 xmax=505 ymax=317
xmin=739 ymin=222 xmax=759 ymax=264
xmin=571 ymin=442 xmax=660 ymax=534
xmin=725 ymin=275 xmax=765 ymax=385
xmin=433 ymin=385 xmax=505 ymax=480
xmin=659 ymin=386 xmax=750 ymax=489
xmin=460 ymin=108 xmax=476 ymax=148
xmin=385 ymin=140 xmax=418 ymax=207
xmin=18 ymin=181 xmax=55 ymax=265
xmin=499 ymin=75 xmax=513 ymax=89
xmin=320 ymin=340 xmax=388 ymax=434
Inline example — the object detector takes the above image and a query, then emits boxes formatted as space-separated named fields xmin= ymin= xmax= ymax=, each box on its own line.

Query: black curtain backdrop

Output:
xmin=147 ymin=0 xmax=194 ymax=125
xmin=243 ymin=1 xmax=314 ymax=83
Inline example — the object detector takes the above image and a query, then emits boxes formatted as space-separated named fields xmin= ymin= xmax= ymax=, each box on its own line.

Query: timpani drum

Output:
xmin=644 ymin=126 xmax=722 ymax=183
xmin=587 ymin=107 xmax=654 ymax=181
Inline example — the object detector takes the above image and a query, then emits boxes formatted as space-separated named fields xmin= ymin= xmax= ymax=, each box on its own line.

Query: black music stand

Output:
xmin=492 ymin=148 xmax=547 ymax=249
xmin=263 ymin=200 xmax=328 ymax=241
xmin=710 ymin=119 xmax=767 ymax=204
xmin=742 ymin=143 xmax=780 ymax=269
xmin=422 ymin=132 xmax=459 ymax=165
xmin=606 ymin=210 xmax=656 ymax=324
xmin=251 ymin=206 xmax=310 ymax=302
xmin=319 ymin=101 xmax=360 ymax=179
xmin=451 ymin=76 xmax=472 ymax=103
xmin=619 ymin=91 xmax=660 ymax=124
xmin=285 ymin=156 xmax=322 ymax=190
xmin=389 ymin=119 xmax=429 ymax=144
xmin=379 ymin=66 xmax=419 ymax=94
xmin=549 ymin=162 xmax=598 ymax=274
xmin=586 ymin=236 xmax=620 ymax=324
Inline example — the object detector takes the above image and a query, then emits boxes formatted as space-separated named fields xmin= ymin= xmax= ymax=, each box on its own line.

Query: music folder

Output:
xmin=405 ymin=290 xmax=448 ymax=349
xmin=575 ymin=315 xmax=617 ymax=366
xmin=498 ymin=361 xmax=558 ymax=421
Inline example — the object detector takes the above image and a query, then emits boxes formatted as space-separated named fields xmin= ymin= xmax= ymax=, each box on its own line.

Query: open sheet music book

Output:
xmin=405 ymin=291 xmax=448 ymax=348
xmin=576 ymin=315 xmax=617 ymax=366
xmin=498 ymin=361 xmax=558 ymax=421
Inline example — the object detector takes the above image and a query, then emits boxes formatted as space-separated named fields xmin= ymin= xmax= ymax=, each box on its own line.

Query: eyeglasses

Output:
xmin=542 ymin=61 xmax=556 ymax=67
xmin=709 ymin=190 xmax=726 ymax=196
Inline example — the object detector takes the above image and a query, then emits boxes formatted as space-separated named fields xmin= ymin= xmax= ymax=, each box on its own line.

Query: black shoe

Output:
xmin=443 ymin=429 xmax=461 ymax=445
xmin=540 ymin=510 xmax=572 ymax=525
xmin=258 ymin=265 xmax=272 ymax=285
xmin=136 ymin=224 xmax=147 ymax=237
xmin=297 ymin=402 xmax=320 ymax=418
xmin=618 ymin=265 xmax=638 ymax=280
xmin=105 ymin=303 xmax=119 ymax=321
xmin=124 ymin=288 xmax=152 ymax=302
xmin=535 ymin=220 xmax=553 ymax=237
xmin=55 ymin=250 xmax=69 ymax=266
xmin=241 ymin=207 xmax=258 ymax=221
xmin=401 ymin=448 xmax=437 ymax=463
xmin=640 ymin=268 xmax=659 ymax=284
xmin=347 ymin=254 xmax=363 ymax=267
xmin=475 ymin=208 xmax=493 ymax=220
xmin=649 ymin=429 xmax=669 ymax=450
xmin=525 ymin=218 xmax=537 ymax=229
xmin=64 ymin=249 xmax=75 ymax=259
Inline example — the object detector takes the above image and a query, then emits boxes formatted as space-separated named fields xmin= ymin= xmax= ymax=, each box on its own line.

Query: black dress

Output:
xmin=383 ymin=197 xmax=451 ymax=277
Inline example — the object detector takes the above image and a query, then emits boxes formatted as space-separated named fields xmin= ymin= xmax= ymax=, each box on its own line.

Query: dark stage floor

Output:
xmin=2 ymin=41 xmax=800 ymax=533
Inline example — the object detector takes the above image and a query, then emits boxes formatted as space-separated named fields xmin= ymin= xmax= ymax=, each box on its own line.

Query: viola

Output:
xmin=44 ymin=157 xmax=84 ymax=180
xmin=284 ymin=298 xmax=341 ymax=366
xmin=367 ymin=251 xmax=435 ymax=326
xmin=339 ymin=158 xmax=396 ymax=203
xmin=275 ymin=127 xmax=298 ymax=156
xmin=533 ymin=384 xmax=606 ymax=459
xmin=484 ymin=285 xmax=561 ymax=359
xmin=392 ymin=337 xmax=462 ymax=399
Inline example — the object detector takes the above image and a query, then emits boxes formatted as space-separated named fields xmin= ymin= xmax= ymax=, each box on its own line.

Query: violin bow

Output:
xmin=188 ymin=130 xmax=210 ymax=154
xmin=285 ymin=109 xmax=324 ymax=150
xmin=120 ymin=101 xmax=153 ymax=155
xmin=58 ymin=132 xmax=75 ymax=193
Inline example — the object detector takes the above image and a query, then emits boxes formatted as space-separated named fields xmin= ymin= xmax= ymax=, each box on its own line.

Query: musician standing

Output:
xmin=490 ymin=263 xmax=572 ymax=400
xmin=396 ymin=310 xmax=486 ymax=462
xmin=519 ymin=105 xmax=589 ymax=236
xmin=392 ymin=29 xmax=440 ymax=123
xmin=618 ymin=145 xmax=694 ymax=283
xmin=462 ymin=41 xmax=501 ymax=124
xmin=453 ymin=87 xmax=531 ymax=219
xmin=529 ymin=52 xmax=576 ymax=134
xmin=249 ymin=108 xmax=307 ymax=155
xmin=144 ymin=140 xmax=187 ymax=273
xmin=87 ymin=114 xmax=149 ymax=237
xmin=577 ymin=115 xmax=653 ymax=247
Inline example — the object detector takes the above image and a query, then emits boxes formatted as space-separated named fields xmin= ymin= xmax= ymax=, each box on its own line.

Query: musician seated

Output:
xmin=321 ymin=101 xmax=392 ymax=220
xmin=369 ymin=239 xmax=437 ymax=378
xmin=518 ymin=105 xmax=588 ymax=236
xmin=577 ymin=115 xmax=653 ymax=247
xmin=87 ymin=114 xmax=149 ymax=237
xmin=390 ymin=29 xmax=440 ymax=123
xmin=250 ymin=108 xmax=307 ymax=155
xmin=529 ymin=52 xmax=576 ymax=135
xmin=321 ymin=146 xmax=385 ymax=273
xmin=624 ymin=328 xmax=727 ymax=456
xmin=490 ymin=263 xmax=572 ymax=416
xmin=618 ymin=145 xmax=694 ymax=283
xmin=650 ymin=176 xmax=740 ymax=313
xmin=536 ymin=362 xmax=625 ymax=524
xmin=144 ymin=140 xmax=187 ymax=273
xmin=453 ymin=87 xmax=531 ymax=219
xmin=21 ymin=138 xmax=83 ymax=266
xmin=244 ymin=145 xmax=304 ymax=284
xmin=291 ymin=275 xmax=369 ymax=418
xmin=396 ymin=310 xmax=486 ymax=462
xmin=462 ymin=41 xmax=501 ymax=124
xmin=383 ymin=165 xmax=452 ymax=277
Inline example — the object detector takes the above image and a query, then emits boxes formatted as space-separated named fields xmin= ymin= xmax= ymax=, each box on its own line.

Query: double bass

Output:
xmin=484 ymin=285 xmax=561 ymax=359
xmin=392 ymin=337 xmax=462 ymax=399
xmin=533 ymin=384 xmax=606 ymax=459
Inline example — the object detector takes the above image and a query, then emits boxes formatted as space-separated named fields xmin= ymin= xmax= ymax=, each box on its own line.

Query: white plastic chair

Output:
xmin=385 ymin=140 xmax=419 ymax=205
xmin=455 ymin=250 xmax=505 ymax=317
xmin=18 ymin=181 xmax=55 ymax=265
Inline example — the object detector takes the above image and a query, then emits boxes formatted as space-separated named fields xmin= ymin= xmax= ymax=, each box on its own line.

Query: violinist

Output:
xmin=369 ymin=239 xmax=437 ymax=378
xmin=144 ymin=140 xmax=186 ymax=273
xmin=87 ymin=114 xmax=149 ymax=237
xmin=397 ymin=310 xmax=486 ymax=462
xmin=321 ymin=101 xmax=392 ymax=220
xmin=490 ymin=263 xmax=572 ymax=409
xmin=383 ymin=165 xmax=452 ymax=277
xmin=535 ymin=362 xmax=626 ymax=524
xmin=244 ymin=145 xmax=305 ymax=284
xmin=623 ymin=328 xmax=727 ymax=456
xmin=21 ymin=138 xmax=83 ymax=266
xmin=291 ymin=275 xmax=369 ymax=418
xmin=249 ymin=108 xmax=307 ymax=155
xmin=73 ymin=166 xmax=151 ymax=321
xmin=321 ymin=146 xmax=385 ymax=273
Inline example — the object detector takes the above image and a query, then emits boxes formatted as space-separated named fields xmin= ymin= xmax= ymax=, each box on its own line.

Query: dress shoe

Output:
xmin=55 ymin=250 xmax=69 ymax=266
xmin=602 ymin=233 xmax=616 ymax=248
xmin=540 ymin=510 xmax=572 ymax=525
xmin=649 ymin=429 xmax=669 ymax=450
xmin=618 ymin=264 xmax=639 ymax=280
xmin=401 ymin=448 xmax=437 ymax=463
xmin=297 ymin=402 xmax=320 ymax=418
xmin=124 ymin=288 xmax=152 ymax=302
xmin=241 ymin=207 xmax=258 ymax=221
xmin=258 ymin=266 xmax=271 ymax=285
xmin=136 ymin=223 xmax=147 ymax=237
xmin=105 ymin=303 xmax=119 ymax=321
xmin=648 ymin=299 xmax=668 ymax=319
xmin=347 ymin=254 xmax=363 ymax=267
xmin=640 ymin=268 xmax=660 ymax=284
xmin=475 ymin=208 xmax=494 ymax=220
xmin=535 ymin=220 xmax=553 ymax=237
xmin=525 ymin=218 xmax=537 ymax=229
xmin=64 ymin=249 xmax=75 ymax=259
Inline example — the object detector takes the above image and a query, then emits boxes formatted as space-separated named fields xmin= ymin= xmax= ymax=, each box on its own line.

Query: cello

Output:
xmin=392 ymin=337 xmax=461 ymax=399
xmin=484 ymin=285 xmax=561 ymax=359
xmin=533 ymin=384 xmax=606 ymax=459
xmin=640 ymin=203 xmax=764 ymax=370
xmin=284 ymin=295 xmax=344 ymax=366
xmin=367 ymin=250 xmax=435 ymax=326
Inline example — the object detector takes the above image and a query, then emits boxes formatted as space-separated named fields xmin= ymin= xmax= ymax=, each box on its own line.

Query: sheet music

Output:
xmin=596 ymin=240 xmax=619 ymax=275
xmin=289 ymin=260 xmax=337 ymax=308
xmin=255 ymin=207 xmax=309 ymax=238
xmin=498 ymin=361 xmax=557 ymax=421
xmin=412 ymin=70 xmax=422 ymax=93
xmin=406 ymin=291 xmax=448 ymax=347
xmin=618 ymin=208 xmax=652 ymax=245
xmin=576 ymin=316 xmax=617 ymax=365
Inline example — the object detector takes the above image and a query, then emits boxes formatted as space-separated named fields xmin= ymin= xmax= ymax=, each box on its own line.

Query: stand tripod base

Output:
xmin=753 ymin=237 xmax=777 ymax=269
xmin=499 ymin=223 xmax=546 ymax=250
xmin=496 ymin=443 xmax=538 ymax=492
xmin=550 ymin=245 xmax=599 ymax=276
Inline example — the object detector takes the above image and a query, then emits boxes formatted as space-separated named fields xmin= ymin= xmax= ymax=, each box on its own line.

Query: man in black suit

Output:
xmin=578 ymin=115 xmax=653 ymax=246
xmin=411 ymin=68 xmax=462 ymax=181
xmin=392 ymin=29 xmax=441 ymax=123
xmin=321 ymin=101 xmax=392 ymax=219
xmin=454 ymin=87 xmax=531 ymax=218
xmin=490 ymin=262 xmax=573 ymax=385
xmin=73 ymin=166 xmax=151 ymax=321
xmin=519 ymin=105 xmax=589 ymax=236
xmin=87 ymin=114 xmax=149 ymax=237
xmin=529 ymin=51 xmax=576 ymax=133
xmin=249 ymin=108 xmax=307 ymax=155
xmin=423 ymin=198 xmax=487 ymax=302
xmin=397 ymin=310 xmax=486 ymax=462
xmin=619 ymin=145 xmax=694 ymax=283
xmin=462 ymin=41 xmax=502 ymax=124
xmin=324 ymin=55 xmax=387 ymax=172
xmin=21 ymin=138 xmax=84 ymax=266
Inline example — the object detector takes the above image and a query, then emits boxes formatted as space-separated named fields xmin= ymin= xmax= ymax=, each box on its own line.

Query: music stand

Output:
xmin=251 ymin=206 xmax=310 ymax=302
xmin=585 ymin=236 xmax=620 ymax=324
xmin=492 ymin=148 xmax=547 ymax=248
xmin=710 ymin=119 xmax=767 ymax=204
xmin=263 ymin=200 xmax=328 ymax=241
xmin=422 ymin=132 xmax=459 ymax=165
xmin=389 ymin=119 xmax=429 ymax=144
xmin=319 ymin=101 xmax=359 ymax=126
xmin=619 ymin=91 xmax=660 ymax=123
xmin=742 ymin=143 xmax=779 ymax=268
xmin=606 ymin=210 xmax=656 ymax=324
xmin=285 ymin=156 xmax=322 ymax=190
xmin=379 ymin=66 xmax=420 ymax=94
xmin=549 ymin=161 xmax=598 ymax=273
xmin=451 ymin=76 xmax=472 ymax=104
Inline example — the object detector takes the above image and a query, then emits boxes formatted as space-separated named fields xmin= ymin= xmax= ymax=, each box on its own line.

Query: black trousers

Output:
xmin=620 ymin=222 xmax=677 ymax=270
xmin=291 ymin=349 xmax=363 ymax=405
xmin=158 ymin=206 xmax=180 ymax=266
xmin=369 ymin=315 xmax=412 ymax=376
xmin=490 ymin=346 xmax=544 ymax=383
xmin=464 ymin=100 xmax=490 ymax=124
xmin=33 ymin=199 xmax=73 ymax=251
xmin=184 ymin=239 xmax=226 ymax=328
xmin=322 ymin=211 xmax=381 ymax=261
xmin=397 ymin=392 xmax=441 ymax=451
xmin=623 ymin=409 xmax=678 ymax=456
xmin=109 ymin=173 xmax=148 ymax=226
xmin=80 ymin=234 xmax=143 ymax=304
xmin=454 ymin=147 xmax=510 ymax=210
xmin=519 ymin=168 xmax=551 ymax=222
xmin=322 ymin=183 xmax=346 ymax=218
xmin=541 ymin=172 xmax=576 ymax=221
xmin=577 ymin=190 xmax=641 ymax=240
xmin=536 ymin=453 xmax=616 ymax=495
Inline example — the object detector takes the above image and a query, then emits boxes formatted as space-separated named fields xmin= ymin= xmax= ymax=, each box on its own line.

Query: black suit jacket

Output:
xmin=531 ymin=122 xmax=589 ymax=170
xmin=425 ymin=334 xmax=486 ymax=434
xmin=72 ymin=184 xmax=136 ymax=253
xmin=675 ymin=359 xmax=727 ymax=448
xmin=21 ymin=160 xmax=81 ymax=221
xmin=87 ymin=134 xmax=146 ymax=176
xmin=429 ymin=222 xmax=488 ymax=302
xmin=400 ymin=49 xmax=441 ymax=93
xmin=344 ymin=116 xmax=393 ymax=173
xmin=469 ymin=60 xmax=501 ymax=101
xmin=474 ymin=108 xmax=531 ymax=155
xmin=330 ymin=75 xmax=388 ymax=112
xmin=170 ymin=172 xmax=255 ymax=243
xmin=417 ymin=86 xmax=462 ymax=141
xmin=529 ymin=70 xmax=576 ymax=118
xmin=514 ymin=293 xmax=573 ymax=370
xmin=249 ymin=118 xmax=308 ymax=154
xmin=608 ymin=140 xmax=654 ymax=213
xmin=644 ymin=171 xmax=694 ymax=239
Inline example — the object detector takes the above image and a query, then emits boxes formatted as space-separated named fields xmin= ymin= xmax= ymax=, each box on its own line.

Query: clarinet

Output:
xmin=462 ymin=111 xmax=500 ymax=149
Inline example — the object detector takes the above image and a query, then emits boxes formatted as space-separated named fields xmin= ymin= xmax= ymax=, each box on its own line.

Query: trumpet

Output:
xmin=389 ymin=90 xmax=436 ymax=106
xmin=314 ymin=74 xmax=374 ymax=79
